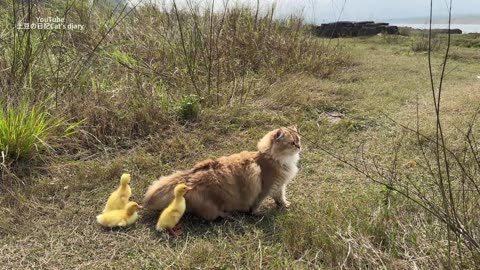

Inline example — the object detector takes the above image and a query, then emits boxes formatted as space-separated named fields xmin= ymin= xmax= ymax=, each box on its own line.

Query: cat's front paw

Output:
xmin=276 ymin=200 xmax=291 ymax=209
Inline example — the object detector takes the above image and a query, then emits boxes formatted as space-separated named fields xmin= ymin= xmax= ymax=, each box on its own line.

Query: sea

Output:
xmin=395 ymin=23 xmax=480 ymax=34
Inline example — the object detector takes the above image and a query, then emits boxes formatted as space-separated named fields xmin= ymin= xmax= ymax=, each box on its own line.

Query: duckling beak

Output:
xmin=137 ymin=205 xmax=143 ymax=209
xmin=186 ymin=186 xmax=193 ymax=191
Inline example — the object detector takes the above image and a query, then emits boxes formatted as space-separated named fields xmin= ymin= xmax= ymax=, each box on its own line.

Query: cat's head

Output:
xmin=257 ymin=125 xmax=301 ymax=158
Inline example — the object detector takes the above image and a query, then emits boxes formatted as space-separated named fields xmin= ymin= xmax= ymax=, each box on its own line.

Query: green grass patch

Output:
xmin=0 ymin=100 xmax=80 ymax=162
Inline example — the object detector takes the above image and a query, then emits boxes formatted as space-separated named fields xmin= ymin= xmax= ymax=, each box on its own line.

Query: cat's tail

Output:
xmin=143 ymin=172 xmax=183 ymax=210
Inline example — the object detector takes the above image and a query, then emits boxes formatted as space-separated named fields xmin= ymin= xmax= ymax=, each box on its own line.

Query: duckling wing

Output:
xmin=168 ymin=209 xmax=183 ymax=220
xmin=158 ymin=208 xmax=183 ymax=229
xmin=125 ymin=212 xmax=139 ymax=226
xmin=97 ymin=211 xmax=123 ymax=227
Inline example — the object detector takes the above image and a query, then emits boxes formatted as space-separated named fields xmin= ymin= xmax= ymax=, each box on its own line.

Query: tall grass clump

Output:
xmin=0 ymin=100 xmax=78 ymax=162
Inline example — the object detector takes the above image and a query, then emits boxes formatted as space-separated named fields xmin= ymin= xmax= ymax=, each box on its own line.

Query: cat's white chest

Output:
xmin=280 ymin=153 xmax=299 ymax=183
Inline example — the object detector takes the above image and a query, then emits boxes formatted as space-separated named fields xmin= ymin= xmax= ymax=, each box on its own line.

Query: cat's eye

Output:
xmin=291 ymin=142 xmax=295 ymax=145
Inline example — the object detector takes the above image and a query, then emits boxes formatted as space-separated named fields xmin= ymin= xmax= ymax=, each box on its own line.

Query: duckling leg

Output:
xmin=167 ymin=226 xmax=183 ymax=237
xmin=167 ymin=228 xmax=177 ymax=236
xmin=172 ymin=223 xmax=182 ymax=231
xmin=173 ymin=226 xmax=183 ymax=236
xmin=173 ymin=223 xmax=184 ymax=235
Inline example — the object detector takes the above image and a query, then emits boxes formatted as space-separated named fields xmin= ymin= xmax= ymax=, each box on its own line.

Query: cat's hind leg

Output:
xmin=191 ymin=199 xmax=226 ymax=221
xmin=250 ymin=191 xmax=269 ymax=215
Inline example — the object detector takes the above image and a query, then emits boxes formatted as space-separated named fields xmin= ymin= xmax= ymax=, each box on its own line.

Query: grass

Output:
xmin=1 ymin=1 xmax=480 ymax=269
xmin=0 ymin=99 xmax=78 ymax=162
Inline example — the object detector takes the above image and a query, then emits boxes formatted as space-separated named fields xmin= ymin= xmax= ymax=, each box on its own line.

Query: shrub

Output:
xmin=410 ymin=34 xmax=441 ymax=52
xmin=382 ymin=34 xmax=404 ymax=45
xmin=398 ymin=27 xmax=412 ymax=36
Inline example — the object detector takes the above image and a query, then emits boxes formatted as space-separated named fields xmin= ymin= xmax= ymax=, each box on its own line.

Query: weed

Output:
xmin=175 ymin=94 xmax=201 ymax=122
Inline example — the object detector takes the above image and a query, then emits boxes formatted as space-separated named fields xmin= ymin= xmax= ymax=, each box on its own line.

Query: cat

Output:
xmin=142 ymin=126 xmax=301 ymax=221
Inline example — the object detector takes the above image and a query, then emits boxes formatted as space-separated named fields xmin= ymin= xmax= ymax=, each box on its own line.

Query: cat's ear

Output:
xmin=287 ymin=125 xmax=298 ymax=132
xmin=274 ymin=130 xmax=285 ymax=141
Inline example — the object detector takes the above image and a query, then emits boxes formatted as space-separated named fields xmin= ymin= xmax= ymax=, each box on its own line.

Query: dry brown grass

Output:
xmin=0 ymin=1 xmax=348 ymax=148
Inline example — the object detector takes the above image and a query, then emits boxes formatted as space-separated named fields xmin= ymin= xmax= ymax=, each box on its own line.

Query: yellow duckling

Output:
xmin=96 ymin=201 xmax=143 ymax=227
xmin=103 ymin=173 xmax=132 ymax=213
xmin=156 ymin=184 xmax=192 ymax=236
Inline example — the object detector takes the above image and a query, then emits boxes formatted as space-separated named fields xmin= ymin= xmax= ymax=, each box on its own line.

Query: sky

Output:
xmin=272 ymin=0 xmax=480 ymax=23
xmin=130 ymin=0 xmax=480 ymax=23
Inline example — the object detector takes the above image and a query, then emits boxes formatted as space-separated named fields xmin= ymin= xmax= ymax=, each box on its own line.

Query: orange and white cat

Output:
xmin=143 ymin=126 xmax=301 ymax=220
